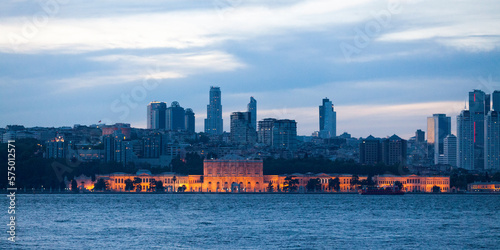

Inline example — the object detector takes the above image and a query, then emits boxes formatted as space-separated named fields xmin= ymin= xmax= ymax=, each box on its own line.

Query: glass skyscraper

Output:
xmin=319 ymin=98 xmax=336 ymax=138
xmin=247 ymin=97 xmax=257 ymax=131
xmin=205 ymin=86 xmax=223 ymax=135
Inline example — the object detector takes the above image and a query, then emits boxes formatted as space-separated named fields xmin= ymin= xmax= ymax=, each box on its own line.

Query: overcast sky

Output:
xmin=1 ymin=0 xmax=500 ymax=139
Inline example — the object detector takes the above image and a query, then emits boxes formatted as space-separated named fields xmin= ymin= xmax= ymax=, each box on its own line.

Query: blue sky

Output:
xmin=1 ymin=0 xmax=500 ymax=138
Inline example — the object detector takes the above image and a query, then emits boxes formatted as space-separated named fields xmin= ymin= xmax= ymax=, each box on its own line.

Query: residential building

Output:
xmin=147 ymin=101 xmax=166 ymax=130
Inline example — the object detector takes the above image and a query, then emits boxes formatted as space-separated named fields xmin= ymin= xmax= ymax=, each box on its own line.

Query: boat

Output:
xmin=359 ymin=186 xmax=404 ymax=195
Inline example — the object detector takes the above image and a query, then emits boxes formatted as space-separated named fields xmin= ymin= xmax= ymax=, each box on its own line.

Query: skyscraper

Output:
xmin=147 ymin=101 xmax=166 ymax=130
xmin=185 ymin=108 xmax=195 ymax=134
xmin=493 ymin=90 xmax=500 ymax=111
xmin=272 ymin=119 xmax=297 ymax=150
xmin=485 ymin=110 xmax=500 ymax=171
xmin=319 ymin=98 xmax=336 ymax=138
xmin=258 ymin=118 xmax=277 ymax=145
xmin=468 ymin=89 xmax=490 ymax=170
xmin=230 ymin=112 xmax=256 ymax=145
xmin=247 ymin=97 xmax=257 ymax=131
xmin=443 ymin=134 xmax=457 ymax=167
xmin=166 ymin=101 xmax=185 ymax=131
xmin=205 ymin=86 xmax=223 ymax=135
xmin=427 ymin=114 xmax=452 ymax=165
xmin=457 ymin=110 xmax=474 ymax=170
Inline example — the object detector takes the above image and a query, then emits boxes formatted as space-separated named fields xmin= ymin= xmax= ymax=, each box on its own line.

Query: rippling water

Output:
xmin=4 ymin=194 xmax=500 ymax=249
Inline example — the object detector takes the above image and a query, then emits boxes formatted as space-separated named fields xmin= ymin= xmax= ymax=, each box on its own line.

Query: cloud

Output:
xmin=0 ymin=0 xmax=373 ymax=54
xmin=54 ymin=50 xmax=245 ymax=91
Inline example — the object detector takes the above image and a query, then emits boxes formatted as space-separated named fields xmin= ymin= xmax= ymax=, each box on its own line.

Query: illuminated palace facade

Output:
xmin=75 ymin=158 xmax=450 ymax=193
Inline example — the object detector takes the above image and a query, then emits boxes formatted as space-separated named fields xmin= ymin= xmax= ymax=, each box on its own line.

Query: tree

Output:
xmin=328 ymin=178 xmax=340 ymax=192
xmin=267 ymin=182 xmax=274 ymax=192
xmin=283 ymin=176 xmax=299 ymax=192
xmin=432 ymin=185 xmax=441 ymax=193
xmin=350 ymin=175 xmax=359 ymax=190
xmin=125 ymin=179 xmax=134 ymax=191
xmin=133 ymin=177 xmax=142 ymax=191
xmin=149 ymin=179 xmax=157 ymax=192
xmin=93 ymin=178 xmax=108 ymax=191
xmin=155 ymin=180 xmax=164 ymax=193
xmin=306 ymin=178 xmax=321 ymax=192
xmin=177 ymin=185 xmax=186 ymax=192
xmin=394 ymin=181 xmax=403 ymax=191
xmin=71 ymin=179 xmax=78 ymax=193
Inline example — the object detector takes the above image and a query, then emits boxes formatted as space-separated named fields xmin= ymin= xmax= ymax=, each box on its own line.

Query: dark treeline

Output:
xmin=263 ymin=158 xmax=407 ymax=176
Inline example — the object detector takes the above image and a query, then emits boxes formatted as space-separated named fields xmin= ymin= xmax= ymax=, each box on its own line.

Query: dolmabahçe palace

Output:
xmin=69 ymin=155 xmax=451 ymax=193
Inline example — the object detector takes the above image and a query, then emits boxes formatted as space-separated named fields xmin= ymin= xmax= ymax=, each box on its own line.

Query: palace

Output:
xmin=70 ymin=157 xmax=451 ymax=193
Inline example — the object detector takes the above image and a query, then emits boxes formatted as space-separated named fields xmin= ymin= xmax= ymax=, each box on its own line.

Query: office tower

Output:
xmin=359 ymin=135 xmax=382 ymax=165
xmin=258 ymin=118 xmax=276 ymax=145
xmin=493 ymin=90 xmax=500 ymax=111
xmin=247 ymin=97 xmax=257 ymax=130
xmin=147 ymin=102 xmax=167 ymax=130
xmin=457 ymin=110 xmax=474 ymax=170
xmin=230 ymin=112 xmax=256 ymax=145
xmin=272 ymin=119 xmax=297 ymax=150
xmin=485 ymin=110 xmax=500 ymax=171
xmin=319 ymin=98 xmax=336 ymax=138
xmin=443 ymin=134 xmax=457 ymax=167
xmin=166 ymin=101 xmax=185 ymax=131
xmin=415 ymin=129 xmax=425 ymax=144
xmin=205 ymin=86 xmax=223 ymax=135
xmin=382 ymin=135 xmax=407 ymax=166
xmin=469 ymin=90 xmax=490 ymax=170
xmin=427 ymin=114 xmax=451 ymax=165
xmin=185 ymin=108 xmax=195 ymax=133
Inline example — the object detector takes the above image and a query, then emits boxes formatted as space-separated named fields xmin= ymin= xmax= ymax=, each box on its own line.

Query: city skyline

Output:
xmin=1 ymin=1 xmax=500 ymax=138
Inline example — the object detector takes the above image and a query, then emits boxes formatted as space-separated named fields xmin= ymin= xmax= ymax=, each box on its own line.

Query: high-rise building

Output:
xmin=359 ymin=135 xmax=382 ymax=165
xmin=258 ymin=118 xmax=276 ymax=145
xmin=319 ymin=98 xmax=336 ymax=138
xmin=415 ymin=129 xmax=425 ymax=144
xmin=166 ymin=101 xmax=186 ymax=131
xmin=457 ymin=110 xmax=474 ymax=170
xmin=247 ymin=97 xmax=257 ymax=131
xmin=205 ymin=86 xmax=223 ymax=135
xmin=103 ymin=135 xmax=116 ymax=162
xmin=147 ymin=102 xmax=166 ymax=130
xmin=468 ymin=90 xmax=490 ymax=170
xmin=443 ymin=134 xmax=457 ymax=167
xmin=485 ymin=110 xmax=500 ymax=171
xmin=493 ymin=90 xmax=500 ymax=111
xmin=382 ymin=135 xmax=407 ymax=166
xmin=45 ymin=136 xmax=67 ymax=159
xmin=427 ymin=114 xmax=451 ymax=165
xmin=230 ymin=112 xmax=256 ymax=145
xmin=272 ymin=119 xmax=297 ymax=150
xmin=143 ymin=135 xmax=161 ymax=158
xmin=185 ymin=108 xmax=195 ymax=133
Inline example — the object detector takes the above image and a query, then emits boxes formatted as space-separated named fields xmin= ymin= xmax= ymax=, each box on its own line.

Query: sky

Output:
xmin=1 ymin=0 xmax=500 ymax=139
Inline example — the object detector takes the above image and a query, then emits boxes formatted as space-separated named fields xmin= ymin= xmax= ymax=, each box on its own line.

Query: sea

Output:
xmin=3 ymin=194 xmax=500 ymax=249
